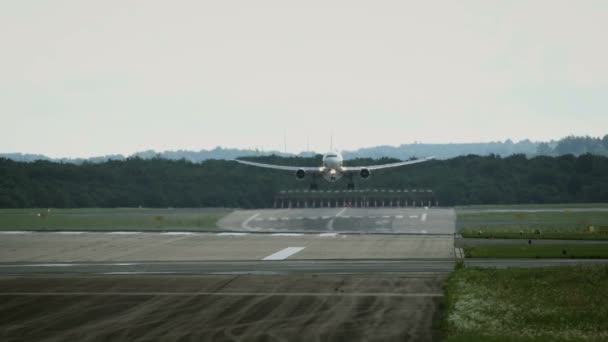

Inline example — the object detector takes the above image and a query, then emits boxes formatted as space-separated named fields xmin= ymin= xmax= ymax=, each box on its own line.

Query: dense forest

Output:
xmin=0 ymin=154 xmax=607 ymax=208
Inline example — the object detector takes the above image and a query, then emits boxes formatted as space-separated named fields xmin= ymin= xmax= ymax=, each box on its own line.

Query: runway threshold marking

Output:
xmin=326 ymin=208 xmax=348 ymax=231
xmin=242 ymin=212 xmax=260 ymax=229
xmin=262 ymin=247 xmax=306 ymax=260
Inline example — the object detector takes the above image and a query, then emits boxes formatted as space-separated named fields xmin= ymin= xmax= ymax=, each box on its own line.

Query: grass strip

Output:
xmin=464 ymin=244 xmax=608 ymax=259
xmin=458 ymin=210 xmax=608 ymax=240
xmin=442 ymin=265 xmax=608 ymax=341
xmin=0 ymin=208 xmax=230 ymax=231
xmin=457 ymin=203 xmax=608 ymax=210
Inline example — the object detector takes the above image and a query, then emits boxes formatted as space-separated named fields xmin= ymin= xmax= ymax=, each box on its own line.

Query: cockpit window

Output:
xmin=326 ymin=154 xmax=338 ymax=158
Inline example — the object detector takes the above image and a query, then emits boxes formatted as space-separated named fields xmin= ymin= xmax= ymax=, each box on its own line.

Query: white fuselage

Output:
xmin=321 ymin=152 xmax=344 ymax=182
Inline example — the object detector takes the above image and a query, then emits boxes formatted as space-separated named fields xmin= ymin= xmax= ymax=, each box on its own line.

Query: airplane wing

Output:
xmin=234 ymin=159 xmax=320 ymax=172
xmin=344 ymin=157 xmax=435 ymax=171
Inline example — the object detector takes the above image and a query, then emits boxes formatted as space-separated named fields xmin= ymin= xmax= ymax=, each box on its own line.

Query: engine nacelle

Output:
xmin=360 ymin=168 xmax=371 ymax=179
xmin=295 ymin=169 xmax=306 ymax=180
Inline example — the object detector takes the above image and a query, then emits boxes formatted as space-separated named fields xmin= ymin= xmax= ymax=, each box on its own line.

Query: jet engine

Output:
xmin=295 ymin=169 xmax=306 ymax=180
xmin=360 ymin=168 xmax=371 ymax=179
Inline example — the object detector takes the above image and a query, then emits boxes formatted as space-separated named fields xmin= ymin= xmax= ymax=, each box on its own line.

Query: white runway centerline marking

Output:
xmin=270 ymin=233 xmax=303 ymax=237
xmin=109 ymin=232 xmax=141 ymax=235
xmin=421 ymin=213 xmax=428 ymax=222
xmin=262 ymin=247 xmax=305 ymax=260
xmin=0 ymin=231 xmax=32 ymax=234
xmin=217 ymin=232 xmax=249 ymax=236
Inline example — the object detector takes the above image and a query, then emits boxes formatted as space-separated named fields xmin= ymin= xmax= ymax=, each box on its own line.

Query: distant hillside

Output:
xmin=2 ymin=135 xmax=607 ymax=163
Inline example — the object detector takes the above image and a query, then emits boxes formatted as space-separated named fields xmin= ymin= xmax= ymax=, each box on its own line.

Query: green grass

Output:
xmin=0 ymin=208 xmax=232 ymax=231
xmin=457 ymin=203 xmax=608 ymax=210
xmin=464 ymin=244 xmax=608 ymax=259
xmin=458 ymin=211 xmax=608 ymax=240
xmin=442 ymin=266 xmax=608 ymax=341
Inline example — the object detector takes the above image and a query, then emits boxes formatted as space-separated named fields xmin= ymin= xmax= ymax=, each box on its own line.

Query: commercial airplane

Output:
xmin=235 ymin=152 xmax=434 ymax=190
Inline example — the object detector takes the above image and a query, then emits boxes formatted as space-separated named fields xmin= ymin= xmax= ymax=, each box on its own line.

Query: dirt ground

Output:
xmin=0 ymin=274 xmax=445 ymax=342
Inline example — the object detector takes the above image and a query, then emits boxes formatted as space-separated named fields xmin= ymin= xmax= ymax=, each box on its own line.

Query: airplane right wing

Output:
xmin=343 ymin=157 xmax=435 ymax=171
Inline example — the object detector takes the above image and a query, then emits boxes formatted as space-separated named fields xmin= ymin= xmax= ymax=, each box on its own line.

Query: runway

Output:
xmin=219 ymin=207 xmax=455 ymax=234
xmin=0 ymin=274 xmax=445 ymax=342
xmin=2 ymin=258 xmax=607 ymax=276
xmin=0 ymin=231 xmax=455 ymax=261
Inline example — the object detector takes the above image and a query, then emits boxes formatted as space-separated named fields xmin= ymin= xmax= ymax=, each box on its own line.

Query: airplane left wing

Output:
xmin=234 ymin=159 xmax=320 ymax=172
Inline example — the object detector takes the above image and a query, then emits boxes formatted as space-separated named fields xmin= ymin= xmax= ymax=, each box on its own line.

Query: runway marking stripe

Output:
xmin=262 ymin=247 xmax=305 ymax=260
xmin=319 ymin=233 xmax=338 ymax=237
xmin=242 ymin=213 xmax=261 ymax=230
xmin=421 ymin=213 xmax=428 ymax=222
xmin=24 ymin=264 xmax=75 ymax=267
xmin=160 ymin=232 xmax=195 ymax=235
xmin=0 ymin=292 xmax=444 ymax=297
xmin=270 ymin=233 xmax=303 ymax=237
xmin=108 ymin=232 xmax=141 ymax=235
xmin=0 ymin=263 xmax=136 ymax=268
xmin=0 ymin=231 xmax=32 ymax=234
xmin=217 ymin=232 xmax=249 ymax=236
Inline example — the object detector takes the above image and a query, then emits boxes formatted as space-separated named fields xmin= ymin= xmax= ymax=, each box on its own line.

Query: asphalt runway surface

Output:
xmin=219 ymin=208 xmax=455 ymax=234
xmin=0 ymin=274 xmax=445 ymax=342
xmin=1 ymin=259 xmax=607 ymax=276
xmin=0 ymin=231 xmax=455 ymax=261
xmin=0 ymin=208 xmax=455 ymax=341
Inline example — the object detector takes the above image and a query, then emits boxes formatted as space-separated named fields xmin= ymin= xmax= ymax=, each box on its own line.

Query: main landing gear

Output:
xmin=309 ymin=174 xmax=318 ymax=190
xmin=347 ymin=173 xmax=355 ymax=190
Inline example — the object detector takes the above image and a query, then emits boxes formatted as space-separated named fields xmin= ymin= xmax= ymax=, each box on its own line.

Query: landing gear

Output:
xmin=346 ymin=173 xmax=355 ymax=190
xmin=310 ymin=174 xmax=318 ymax=190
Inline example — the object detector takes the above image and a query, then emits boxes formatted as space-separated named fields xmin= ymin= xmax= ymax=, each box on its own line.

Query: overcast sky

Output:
xmin=1 ymin=1 xmax=607 ymax=158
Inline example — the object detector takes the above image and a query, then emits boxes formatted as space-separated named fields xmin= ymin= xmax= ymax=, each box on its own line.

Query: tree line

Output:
xmin=4 ymin=134 xmax=607 ymax=164
xmin=0 ymin=153 xmax=607 ymax=208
